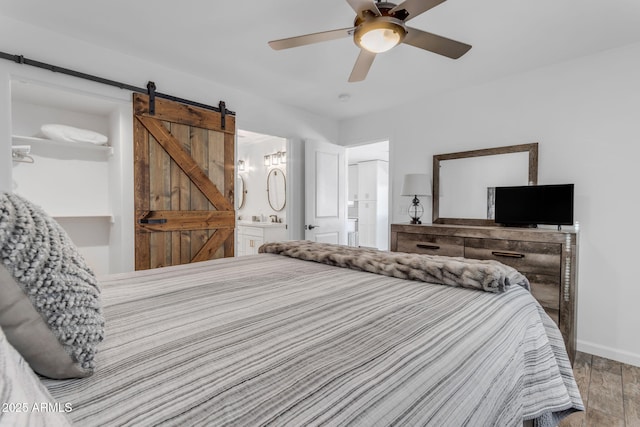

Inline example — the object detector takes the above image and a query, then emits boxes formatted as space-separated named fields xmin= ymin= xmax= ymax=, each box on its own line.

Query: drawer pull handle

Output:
xmin=491 ymin=251 xmax=525 ymax=259
xmin=417 ymin=244 xmax=440 ymax=250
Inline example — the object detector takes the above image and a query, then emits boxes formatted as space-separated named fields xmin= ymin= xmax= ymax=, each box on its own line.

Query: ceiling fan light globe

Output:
xmin=354 ymin=17 xmax=406 ymax=54
xmin=360 ymin=28 xmax=401 ymax=53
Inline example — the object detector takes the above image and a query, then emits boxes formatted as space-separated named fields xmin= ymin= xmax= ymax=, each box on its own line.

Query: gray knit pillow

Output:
xmin=0 ymin=192 xmax=104 ymax=379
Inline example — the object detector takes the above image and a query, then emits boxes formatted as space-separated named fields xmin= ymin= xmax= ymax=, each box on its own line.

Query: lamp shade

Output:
xmin=401 ymin=174 xmax=431 ymax=197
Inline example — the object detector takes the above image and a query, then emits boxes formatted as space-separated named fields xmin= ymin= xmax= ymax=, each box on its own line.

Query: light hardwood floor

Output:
xmin=560 ymin=352 xmax=640 ymax=427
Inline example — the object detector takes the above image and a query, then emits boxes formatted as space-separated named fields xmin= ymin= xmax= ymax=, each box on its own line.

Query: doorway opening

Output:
xmin=236 ymin=129 xmax=288 ymax=256
xmin=346 ymin=140 xmax=390 ymax=250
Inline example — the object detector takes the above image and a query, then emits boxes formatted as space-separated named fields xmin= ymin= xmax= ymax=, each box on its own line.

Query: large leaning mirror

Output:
xmin=267 ymin=168 xmax=286 ymax=211
xmin=433 ymin=143 xmax=538 ymax=225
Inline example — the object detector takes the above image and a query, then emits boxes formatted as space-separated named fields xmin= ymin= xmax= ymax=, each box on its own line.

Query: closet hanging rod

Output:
xmin=0 ymin=50 xmax=235 ymax=117
xmin=11 ymin=151 xmax=35 ymax=164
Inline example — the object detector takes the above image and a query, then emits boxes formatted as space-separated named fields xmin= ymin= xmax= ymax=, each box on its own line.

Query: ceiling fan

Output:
xmin=268 ymin=0 xmax=472 ymax=82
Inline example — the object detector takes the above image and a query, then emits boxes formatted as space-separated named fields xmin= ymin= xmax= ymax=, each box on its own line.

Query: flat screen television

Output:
xmin=494 ymin=184 xmax=574 ymax=227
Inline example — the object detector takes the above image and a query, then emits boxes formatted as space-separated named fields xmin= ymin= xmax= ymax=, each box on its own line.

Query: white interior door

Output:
xmin=305 ymin=140 xmax=347 ymax=244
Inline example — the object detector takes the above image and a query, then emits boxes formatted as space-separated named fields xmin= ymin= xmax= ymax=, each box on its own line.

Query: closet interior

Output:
xmin=10 ymin=79 xmax=133 ymax=276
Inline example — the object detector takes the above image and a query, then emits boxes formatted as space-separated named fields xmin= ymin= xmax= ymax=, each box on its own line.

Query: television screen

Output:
xmin=494 ymin=184 xmax=574 ymax=226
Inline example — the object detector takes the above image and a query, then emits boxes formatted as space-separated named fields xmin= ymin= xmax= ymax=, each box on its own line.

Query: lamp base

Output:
xmin=408 ymin=196 xmax=424 ymax=225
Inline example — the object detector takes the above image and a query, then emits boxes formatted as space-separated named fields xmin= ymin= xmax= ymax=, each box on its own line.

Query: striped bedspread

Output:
xmin=43 ymin=254 xmax=583 ymax=426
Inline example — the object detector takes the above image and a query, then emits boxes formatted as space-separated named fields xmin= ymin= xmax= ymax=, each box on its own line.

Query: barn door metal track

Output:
xmin=0 ymin=50 xmax=235 ymax=123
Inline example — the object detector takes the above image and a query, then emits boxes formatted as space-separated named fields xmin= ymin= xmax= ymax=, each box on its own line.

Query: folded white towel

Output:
xmin=41 ymin=124 xmax=108 ymax=145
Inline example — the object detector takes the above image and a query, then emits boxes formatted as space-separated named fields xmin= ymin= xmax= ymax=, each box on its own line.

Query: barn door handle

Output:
xmin=138 ymin=218 xmax=167 ymax=225
xmin=491 ymin=251 xmax=525 ymax=258
xmin=417 ymin=244 xmax=440 ymax=250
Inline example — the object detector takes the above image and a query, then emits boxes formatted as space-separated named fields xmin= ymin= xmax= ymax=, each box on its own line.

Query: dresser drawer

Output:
xmin=465 ymin=238 xmax=561 ymax=321
xmin=527 ymin=273 xmax=560 ymax=323
xmin=395 ymin=233 xmax=464 ymax=257
xmin=464 ymin=238 xmax=562 ymax=276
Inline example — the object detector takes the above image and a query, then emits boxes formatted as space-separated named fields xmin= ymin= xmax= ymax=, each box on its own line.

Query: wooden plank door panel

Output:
xmin=133 ymin=115 xmax=151 ymax=270
xmin=169 ymin=122 xmax=191 ymax=265
xmin=134 ymin=94 xmax=235 ymax=270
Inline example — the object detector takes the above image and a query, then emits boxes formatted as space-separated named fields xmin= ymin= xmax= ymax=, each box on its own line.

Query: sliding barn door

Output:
xmin=133 ymin=94 xmax=235 ymax=270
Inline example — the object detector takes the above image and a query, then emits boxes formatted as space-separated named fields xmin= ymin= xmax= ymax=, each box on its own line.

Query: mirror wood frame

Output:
xmin=432 ymin=143 xmax=539 ymax=226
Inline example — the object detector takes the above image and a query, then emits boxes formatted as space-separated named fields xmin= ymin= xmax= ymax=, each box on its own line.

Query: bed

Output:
xmin=0 ymin=194 xmax=583 ymax=427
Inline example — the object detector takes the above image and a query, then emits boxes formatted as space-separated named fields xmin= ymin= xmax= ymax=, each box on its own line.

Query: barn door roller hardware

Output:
xmin=0 ymin=50 xmax=235 ymax=125
xmin=147 ymin=81 xmax=156 ymax=116
xmin=219 ymin=101 xmax=226 ymax=129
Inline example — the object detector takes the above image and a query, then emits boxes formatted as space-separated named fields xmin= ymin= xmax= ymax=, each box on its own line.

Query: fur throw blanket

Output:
xmin=259 ymin=241 xmax=530 ymax=293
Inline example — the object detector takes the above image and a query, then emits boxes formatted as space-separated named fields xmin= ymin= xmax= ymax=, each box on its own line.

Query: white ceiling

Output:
xmin=2 ymin=0 xmax=640 ymax=121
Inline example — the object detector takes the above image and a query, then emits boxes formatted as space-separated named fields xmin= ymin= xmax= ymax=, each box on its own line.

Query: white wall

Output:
xmin=340 ymin=42 xmax=640 ymax=366
xmin=0 ymin=68 xmax=11 ymax=190
xmin=108 ymin=104 xmax=135 ymax=274
xmin=0 ymin=14 xmax=338 ymax=193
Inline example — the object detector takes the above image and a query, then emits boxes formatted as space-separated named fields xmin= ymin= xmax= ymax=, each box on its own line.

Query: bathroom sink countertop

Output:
xmin=238 ymin=221 xmax=286 ymax=228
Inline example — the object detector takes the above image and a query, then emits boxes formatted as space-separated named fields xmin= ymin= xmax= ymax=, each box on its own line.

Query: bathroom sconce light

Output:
xmin=238 ymin=160 xmax=245 ymax=171
xmin=263 ymin=151 xmax=287 ymax=167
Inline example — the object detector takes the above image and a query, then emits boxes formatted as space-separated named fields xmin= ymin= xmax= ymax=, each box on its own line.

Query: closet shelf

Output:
xmin=51 ymin=214 xmax=115 ymax=224
xmin=11 ymin=135 xmax=113 ymax=155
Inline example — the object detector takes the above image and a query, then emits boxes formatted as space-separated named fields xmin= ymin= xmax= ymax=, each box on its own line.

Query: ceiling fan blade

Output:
xmin=269 ymin=27 xmax=354 ymax=50
xmin=403 ymin=27 xmax=471 ymax=59
xmin=346 ymin=0 xmax=381 ymax=17
xmin=348 ymin=49 xmax=376 ymax=82
xmin=390 ymin=0 xmax=446 ymax=21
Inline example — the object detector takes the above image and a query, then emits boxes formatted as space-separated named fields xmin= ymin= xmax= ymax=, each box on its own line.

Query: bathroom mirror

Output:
xmin=237 ymin=176 xmax=246 ymax=209
xmin=267 ymin=168 xmax=286 ymax=212
xmin=433 ymin=143 xmax=538 ymax=225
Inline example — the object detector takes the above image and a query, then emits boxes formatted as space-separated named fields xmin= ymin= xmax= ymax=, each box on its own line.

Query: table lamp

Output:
xmin=401 ymin=174 xmax=431 ymax=224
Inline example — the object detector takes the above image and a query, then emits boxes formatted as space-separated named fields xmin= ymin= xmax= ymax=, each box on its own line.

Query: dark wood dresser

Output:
xmin=390 ymin=223 xmax=578 ymax=363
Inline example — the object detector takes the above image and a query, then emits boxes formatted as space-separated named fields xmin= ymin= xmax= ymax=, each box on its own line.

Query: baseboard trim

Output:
xmin=577 ymin=340 xmax=640 ymax=367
